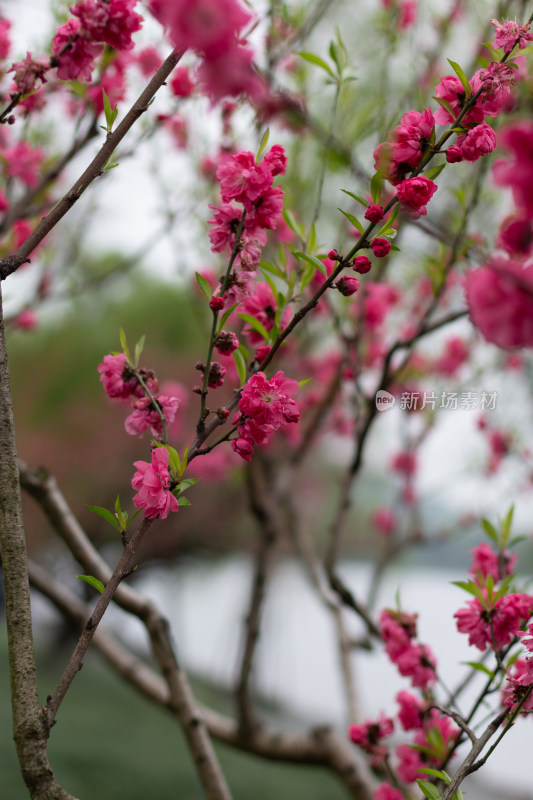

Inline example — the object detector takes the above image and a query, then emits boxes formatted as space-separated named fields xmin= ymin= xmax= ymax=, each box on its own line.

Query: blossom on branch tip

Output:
xmin=131 ymin=446 xmax=178 ymax=519
xmin=490 ymin=18 xmax=533 ymax=54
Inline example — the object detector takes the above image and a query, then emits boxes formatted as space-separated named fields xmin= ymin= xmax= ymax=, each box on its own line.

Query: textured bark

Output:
xmin=0 ymin=285 xmax=76 ymax=799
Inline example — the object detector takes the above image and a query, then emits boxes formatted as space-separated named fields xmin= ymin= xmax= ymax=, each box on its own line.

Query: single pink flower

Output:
xmin=131 ymin=446 xmax=178 ymax=519
xmin=396 ymin=176 xmax=437 ymax=218
xmin=458 ymin=123 xmax=497 ymax=162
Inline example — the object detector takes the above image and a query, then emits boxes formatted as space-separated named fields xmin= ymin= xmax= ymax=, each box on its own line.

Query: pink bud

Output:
xmin=209 ymin=296 xmax=225 ymax=311
xmin=371 ymin=237 xmax=391 ymax=257
xmin=336 ymin=276 xmax=360 ymax=296
xmin=446 ymin=145 xmax=463 ymax=163
xmin=364 ymin=204 xmax=384 ymax=223
xmin=328 ymin=249 xmax=340 ymax=260
xmin=352 ymin=255 xmax=372 ymax=274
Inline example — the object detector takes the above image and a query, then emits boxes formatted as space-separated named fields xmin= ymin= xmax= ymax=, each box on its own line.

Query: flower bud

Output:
xmin=336 ymin=276 xmax=360 ymax=296
xmin=364 ymin=204 xmax=384 ymax=223
xmin=371 ymin=237 xmax=391 ymax=257
xmin=352 ymin=255 xmax=372 ymax=274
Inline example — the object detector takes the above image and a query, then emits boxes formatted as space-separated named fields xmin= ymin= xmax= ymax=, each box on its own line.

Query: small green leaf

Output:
xmin=424 ymin=163 xmax=446 ymax=181
xmin=180 ymin=446 xmax=189 ymax=478
xmin=77 ymin=575 xmax=105 ymax=594
xmin=452 ymin=580 xmax=485 ymax=604
xmin=217 ymin=303 xmax=239 ymax=333
xmin=501 ymin=505 xmax=514 ymax=547
xmin=239 ymin=342 xmax=250 ymax=361
xmin=461 ymin=661 xmax=494 ymax=678
xmin=338 ymin=208 xmax=364 ymax=234
xmin=341 ymin=189 xmax=370 ymax=208
xmin=238 ymin=313 xmax=271 ymax=342
xmin=283 ymin=208 xmax=305 ymax=239
xmin=447 ymin=59 xmax=471 ymax=97
xmin=102 ymin=88 xmax=118 ymax=130
xmin=119 ymin=328 xmax=133 ymax=365
xmin=298 ymin=51 xmax=336 ymax=79
xmin=134 ymin=335 xmax=146 ymax=368
xmin=165 ymin=445 xmax=181 ymax=477
xmin=177 ymin=496 xmax=191 ymax=507
xmin=307 ymin=223 xmax=317 ymax=254
xmin=195 ymin=272 xmax=212 ymax=301
xmin=293 ymin=251 xmax=327 ymax=276
xmin=370 ymin=169 xmax=383 ymax=204
xmin=256 ymin=128 xmax=270 ymax=161
xmin=417 ymin=768 xmax=451 ymax=785
xmin=175 ymin=477 xmax=200 ymax=495
xmin=432 ymin=96 xmax=456 ymax=120
xmin=259 ymin=260 xmax=286 ymax=280
xmin=85 ymin=505 xmax=122 ymax=533
xmin=416 ymin=779 xmax=442 ymax=800
xmin=481 ymin=518 xmax=499 ymax=544
xmin=233 ymin=349 xmax=247 ymax=386
xmin=298 ymin=378 xmax=311 ymax=387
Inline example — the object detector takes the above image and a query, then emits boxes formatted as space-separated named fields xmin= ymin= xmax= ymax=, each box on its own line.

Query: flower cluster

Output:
xmin=380 ymin=609 xmax=437 ymax=690
xmin=455 ymin=590 xmax=533 ymax=651
xmin=97 ymin=353 xmax=180 ymax=438
xmin=52 ymin=0 xmax=143 ymax=81
xmin=348 ymin=714 xmax=394 ymax=767
xmin=232 ymin=371 xmax=300 ymax=461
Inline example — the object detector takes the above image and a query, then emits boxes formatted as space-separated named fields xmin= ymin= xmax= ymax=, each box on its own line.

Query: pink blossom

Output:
xmin=397 ymin=715 xmax=459 ymax=783
xmin=473 ymin=63 xmax=515 ymax=117
xmin=396 ymin=176 xmax=437 ymax=219
xmin=396 ymin=690 xmax=425 ymax=730
xmin=97 ymin=353 xmax=137 ymax=399
xmin=135 ymin=45 xmax=162 ymax=76
xmin=52 ymin=18 xmax=103 ymax=81
xmin=374 ymin=108 xmax=434 ymax=184
xmin=8 ymin=53 xmax=48 ymax=96
xmin=374 ymin=783 xmax=403 ymax=800
xmin=398 ymin=0 xmax=417 ymax=29
xmin=348 ymin=714 xmax=394 ymax=766
xmin=131 ymin=446 xmax=178 ymax=519
xmin=239 ymin=371 xmax=299 ymax=427
xmin=72 ymin=0 xmax=143 ymax=50
xmin=490 ymin=18 xmax=533 ymax=54
xmin=469 ymin=542 xmax=516 ymax=584
xmin=197 ymin=361 xmax=226 ymax=389
xmin=217 ymin=151 xmax=272 ymax=209
xmin=197 ymin=45 xmax=264 ymax=103
xmin=435 ymin=337 xmax=469 ymax=376
xmin=493 ymin=122 xmax=533 ymax=217
xmin=465 ymin=258 xmax=533 ymax=349
xmin=124 ymin=395 xmax=179 ymax=437
xmin=396 ymin=742 xmax=425 ymax=784
xmin=497 ymin=216 xmax=533 ymax=256
xmin=150 ymin=0 xmax=252 ymax=59
xmin=455 ymin=592 xmax=533 ymax=651
xmin=170 ymin=66 xmax=195 ymax=97
xmin=502 ymin=658 xmax=533 ymax=714
xmin=458 ymin=123 xmax=497 ymax=162
xmin=3 ymin=141 xmax=44 ymax=187
xmin=446 ymin=144 xmax=463 ymax=163
xmin=241 ymin=282 xmax=289 ymax=344
xmin=247 ymin=184 xmax=284 ymax=230
xmin=208 ymin=202 xmax=243 ymax=253
xmin=364 ymin=283 xmax=399 ymax=328
xmin=372 ymin=506 xmax=397 ymax=535
xmin=391 ymin=450 xmax=417 ymax=477
xmin=263 ymin=144 xmax=287 ymax=176
xmin=0 ymin=17 xmax=11 ymax=60
xmin=380 ymin=608 xmax=417 ymax=659
xmin=11 ymin=219 xmax=32 ymax=250
xmin=14 ymin=309 xmax=37 ymax=330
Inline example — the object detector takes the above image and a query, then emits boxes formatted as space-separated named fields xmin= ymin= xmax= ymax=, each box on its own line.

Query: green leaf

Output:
xmin=283 ymin=208 xmax=305 ymax=239
xmin=432 ymin=96 xmax=456 ymax=121
xmin=195 ymin=272 xmax=212 ymax=301
xmin=175 ymin=477 xmax=200 ymax=495
xmin=256 ymin=128 xmax=270 ymax=161
xmin=417 ymin=768 xmax=451 ymax=785
xmin=85 ymin=505 xmax=122 ymax=533
xmin=461 ymin=661 xmax=494 ymax=678
xmin=102 ymin=88 xmax=118 ymax=130
xmin=293 ymin=250 xmax=327 ymax=276
xmin=134 ymin=334 xmax=146 ymax=368
xmin=416 ymin=779 xmax=442 ymax=800
xmin=165 ymin=445 xmax=181 ymax=478
xmin=259 ymin=260 xmax=286 ymax=280
xmin=233 ymin=349 xmax=247 ymax=386
xmin=298 ymin=378 xmax=311 ymax=387
xmin=217 ymin=303 xmax=239 ymax=333
xmin=238 ymin=313 xmax=270 ymax=342
xmin=261 ymin=271 xmax=283 ymax=307
xmin=341 ymin=189 xmax=370 ymax=208
xmin=424 ymin=163 xmax=446 ymax=181
xmin=298 ymin=51 xmax=336 ymax=79
xmin=180 ymin=446 xmax=189 ymax=478
xmin=501 ymin=505 xmax=514 ymax=547
xmin=376 ymin=205 xmax=400 ymax=237
xmin=307 ymin=223 xmax=317 ymax=254
xmin=77 ymin=574 xmax=105 ymax=594
xmin=447 ymin=59 xmax=471 ymax=97
xmin=119 ymin=327 xmax=133 ymax=365
xmin=177 ymin=496 xmax=191 ymax=507
xmin=452 ymin=579 xmax=485 ymax=604
xmin=337 ymin=208 xmax=364 ymax=234
xmin=481 ymin=518 xmax=499 ymax=544
xmin=370 ymin=169 xmax=383 ymax=204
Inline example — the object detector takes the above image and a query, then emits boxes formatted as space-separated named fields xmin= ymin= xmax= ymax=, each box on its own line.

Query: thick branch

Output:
xmin=0 ymin=286 xmax=76 ymax=799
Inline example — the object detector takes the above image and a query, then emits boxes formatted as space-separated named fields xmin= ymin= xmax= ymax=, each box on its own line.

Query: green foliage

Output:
xmin=76 ymin=574 xmax=105 ymax=594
